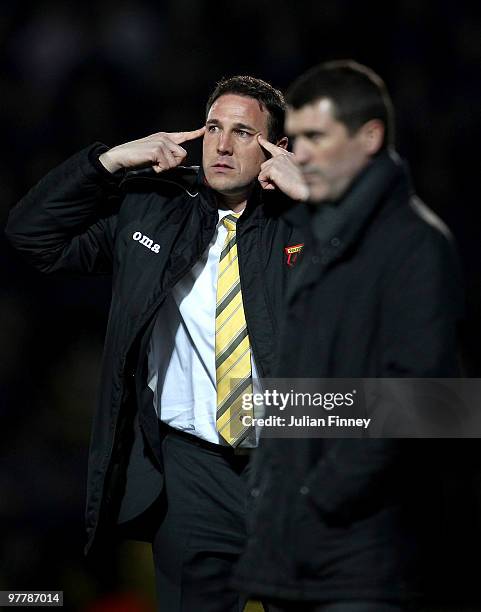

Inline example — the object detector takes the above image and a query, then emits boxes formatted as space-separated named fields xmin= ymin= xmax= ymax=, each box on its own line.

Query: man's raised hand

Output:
xmin=257 ymin=135 xmax=309 ymax=202
xmin=99 ymin=127 xmax=206 ymax=174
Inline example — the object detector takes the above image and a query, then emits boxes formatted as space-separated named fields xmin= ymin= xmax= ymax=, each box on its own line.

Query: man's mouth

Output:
xmin=212 ymin=162 xmax=234 ymax=169
xmin=302 ymin=169 xmax=322 ymax=182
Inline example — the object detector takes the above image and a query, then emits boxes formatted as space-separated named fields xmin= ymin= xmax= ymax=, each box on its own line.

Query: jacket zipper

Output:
xmin=236 ymin=222 xmax=266 ymax=378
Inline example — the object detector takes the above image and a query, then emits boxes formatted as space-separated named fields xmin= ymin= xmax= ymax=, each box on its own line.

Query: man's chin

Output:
xmin=306 ymin=183 xmax=331 ymax=204
xmin=205 ymin=176 xmax=250 ymax=196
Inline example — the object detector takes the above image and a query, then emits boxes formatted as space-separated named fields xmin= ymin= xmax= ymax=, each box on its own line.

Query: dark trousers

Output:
xmin=152 ymin=428 xmax=257 ymax=612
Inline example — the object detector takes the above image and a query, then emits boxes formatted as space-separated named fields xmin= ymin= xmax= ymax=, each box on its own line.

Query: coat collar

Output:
xmin=284 ymin=149 xmax=414 ymax=267
xmin=283 ymin=150 xmax=415 ymax=302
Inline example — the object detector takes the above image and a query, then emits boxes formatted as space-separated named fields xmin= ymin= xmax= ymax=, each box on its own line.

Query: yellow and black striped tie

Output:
xmin=215 ymin=213 xmax=253 ymax=446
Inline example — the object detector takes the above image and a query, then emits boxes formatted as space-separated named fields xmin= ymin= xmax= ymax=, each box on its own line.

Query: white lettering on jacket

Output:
xmin=132 ymin=231 xmax=160 ymax=253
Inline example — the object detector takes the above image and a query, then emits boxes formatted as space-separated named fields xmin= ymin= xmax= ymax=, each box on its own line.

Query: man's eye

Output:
xmin=235 ymin=130 xmax=250 ymax=138
xmin=207 ymin=125 xmax=219 ymax=133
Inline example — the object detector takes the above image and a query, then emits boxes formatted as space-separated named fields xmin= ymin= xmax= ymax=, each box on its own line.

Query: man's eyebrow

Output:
xmin=232 ymin=122 xmax=257 ymax=132
xmin=287 ymin=130 xmax=326 ymax=139
xmin=206 ymin=119 xmax=257 ymax=132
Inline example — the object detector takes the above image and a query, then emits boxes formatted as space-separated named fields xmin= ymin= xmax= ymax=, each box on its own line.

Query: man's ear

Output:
xmin=360 ymin=120 xmax=384 ymax=156
xmin=275 ymin=136 xmax=289 ymax=151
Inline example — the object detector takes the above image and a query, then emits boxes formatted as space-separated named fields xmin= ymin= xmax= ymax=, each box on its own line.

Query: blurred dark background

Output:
xmin=1 ymin=1 xmax=480 ymax=610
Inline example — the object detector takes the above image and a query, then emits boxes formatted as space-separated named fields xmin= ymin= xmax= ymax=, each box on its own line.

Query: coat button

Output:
xmin=251 ymin=488 xmax=260 ymax=498
xmin=300 ymin=485 xmax=310 ymax=495
xmin=330 ymin=237 xmax=341 ymax=247
xmin=311 ymin=255 xmax=320 ymax=264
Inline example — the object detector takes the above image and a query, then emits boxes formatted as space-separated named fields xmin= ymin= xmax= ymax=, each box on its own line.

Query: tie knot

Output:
xmin=222 ymin=214 xmax=239 ymax=233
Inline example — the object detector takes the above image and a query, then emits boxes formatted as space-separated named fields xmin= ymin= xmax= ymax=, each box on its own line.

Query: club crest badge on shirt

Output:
xmin=284 ymin=243 xmax=304 ymax=267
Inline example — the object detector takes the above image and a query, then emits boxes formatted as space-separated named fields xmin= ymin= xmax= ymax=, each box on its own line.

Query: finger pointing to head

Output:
xmin=172 ymin=126 xmax=206 ymax=144
xmin=257 ymin=134 xmax=286 ymax=157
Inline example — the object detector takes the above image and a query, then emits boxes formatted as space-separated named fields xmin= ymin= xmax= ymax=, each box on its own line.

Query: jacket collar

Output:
xmin=121 ymin=164 xmax=276 ymax=224
xmin=120 ymin=165 xmax=200 ymax=198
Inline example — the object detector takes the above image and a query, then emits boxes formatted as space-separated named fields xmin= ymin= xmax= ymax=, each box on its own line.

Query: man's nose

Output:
xmin=293 ymin=138 xmax=310 ymax=164
xmin=216 ymin=132 xmax=233 ymax=155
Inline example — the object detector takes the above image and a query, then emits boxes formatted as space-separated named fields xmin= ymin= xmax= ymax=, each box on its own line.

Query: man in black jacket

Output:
xmin=232 ymin=62 xmax=463 ymax=610
xmin=5 ymin=76 xmax=307 ymax=612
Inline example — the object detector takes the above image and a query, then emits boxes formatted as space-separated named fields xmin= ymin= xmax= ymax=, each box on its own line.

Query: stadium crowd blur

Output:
xmin=1 ymin=1 xmax=480 ymax=610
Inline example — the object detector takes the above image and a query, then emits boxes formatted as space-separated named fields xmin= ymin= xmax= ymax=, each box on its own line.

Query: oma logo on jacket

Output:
xmin=132 ymin=231 xmax=160 ymax=253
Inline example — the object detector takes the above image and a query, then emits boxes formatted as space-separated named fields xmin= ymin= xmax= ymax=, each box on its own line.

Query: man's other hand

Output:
xmin=257 ymin=135 xmax=309 ymax=202
xmin=99 ymin=127 xmax=206 ymax=174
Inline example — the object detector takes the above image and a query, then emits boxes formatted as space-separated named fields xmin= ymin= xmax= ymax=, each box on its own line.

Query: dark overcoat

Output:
xmin=232 ymin=151 xmax=464 ymax=603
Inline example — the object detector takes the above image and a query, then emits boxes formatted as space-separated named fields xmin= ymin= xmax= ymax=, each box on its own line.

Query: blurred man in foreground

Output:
xmin=232 ymin=61 xmax=463 ymax=611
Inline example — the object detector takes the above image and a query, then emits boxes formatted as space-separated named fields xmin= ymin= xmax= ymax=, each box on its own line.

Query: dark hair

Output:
xmin=206 ymin=75 xmax=286 ymax=142
xmin=286 ymin=60 xmax=395 ymax=149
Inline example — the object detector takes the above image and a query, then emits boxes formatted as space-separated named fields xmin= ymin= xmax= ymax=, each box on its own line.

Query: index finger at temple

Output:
xmin=257 ymin=134 xmax=285 ymax=157
xmin=171 ymin=127 xmax=206 ymax=144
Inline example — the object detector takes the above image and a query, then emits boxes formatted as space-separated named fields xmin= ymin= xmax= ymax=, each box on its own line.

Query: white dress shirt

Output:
xmin=147 ymin=209 xmax=260 ymax=445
